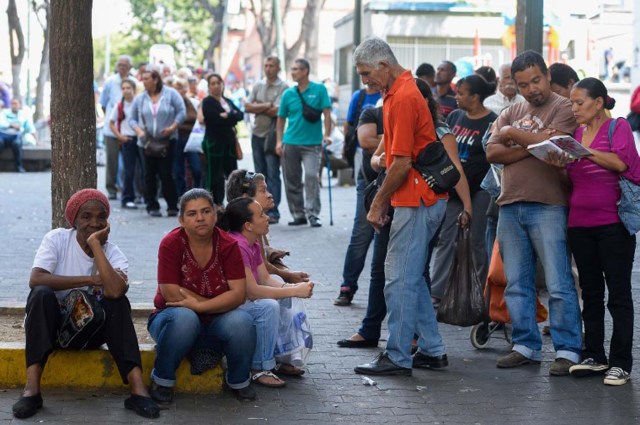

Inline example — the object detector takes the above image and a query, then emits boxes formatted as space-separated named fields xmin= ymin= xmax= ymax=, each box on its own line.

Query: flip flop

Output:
xmin=251 ymin=370 xmax=286 ymax=388
xmin=275 ymin=363 xmax=305 ymax=376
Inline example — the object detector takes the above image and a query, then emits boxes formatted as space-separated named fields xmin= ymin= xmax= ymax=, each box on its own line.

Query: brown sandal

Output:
xmin=275 ymin=363 xmax=305 ymax=376
xmin=251 ymin=370 xmax=286 ymax=388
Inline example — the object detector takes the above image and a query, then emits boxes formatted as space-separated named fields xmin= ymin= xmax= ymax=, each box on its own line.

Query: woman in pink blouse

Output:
xmin=552 ymin=78 xmax=640 ymax=385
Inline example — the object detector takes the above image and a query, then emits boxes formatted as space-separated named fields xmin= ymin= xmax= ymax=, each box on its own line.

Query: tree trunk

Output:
xmin=50 ymin=0 xmax=96 ymax=229
xmin=7 ymin=0 xmax=25 ymax=101
xmin=34 ymin=1 xmax=50 ymax=122
xmin=284 ymin=0 xmax=320 ymax=72
xmin=302 ymin=0 xmax=323 ymax=73
xmin=515 ymin=0 xmax=526 ymax=55
xmin=199 ymin=0 xmax=226 ymax=71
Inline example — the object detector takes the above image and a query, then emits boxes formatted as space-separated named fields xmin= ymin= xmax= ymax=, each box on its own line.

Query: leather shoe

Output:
xmin=150 ymin=381 xmax=173 ymax=403
xmin=412 ymin=352 xmax=448 ymax=369
xmin=124 ymin=394 xmax=160 ymax=419
xmin=288 ymin=217 xmax=308 ymax=226
xmin=354 ymin=351 xmax=412 ymax=376
xmin=148 ymin=209 xmax=162 ymax=217
xmin=337 ymin=337 xmax=378 ymax=348
xmin=223 ymin=381 xmax=256 ymax=400
xmin=12 ymin=393 xmax=43 ymax=419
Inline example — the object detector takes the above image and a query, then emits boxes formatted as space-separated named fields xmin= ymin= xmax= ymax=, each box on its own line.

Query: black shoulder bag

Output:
xmin=296 ymin=87 xmax=323 ymax=123
xmin=413 ymin=141 xmax=461 ymax=194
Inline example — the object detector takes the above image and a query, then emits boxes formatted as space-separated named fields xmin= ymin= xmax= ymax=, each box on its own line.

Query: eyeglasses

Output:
xmin=241 ymin=171 xmax=257 ymax=194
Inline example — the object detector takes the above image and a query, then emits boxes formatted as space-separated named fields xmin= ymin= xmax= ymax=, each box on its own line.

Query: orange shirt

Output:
xmin=383 ymin=70 xmax=443 ymax=207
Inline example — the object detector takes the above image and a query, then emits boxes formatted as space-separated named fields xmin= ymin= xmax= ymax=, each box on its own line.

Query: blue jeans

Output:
xmin=173 ymin=136 xmax=203 ymax=197
xmin=485 ymin=214 xmax=498 ymax=265
xmin=497 ymin=202 xmax=582 ymax=362
xmin=238 ymin=299 xmax=280 ymax=371
xmin=384 ymin=200 xmax=447 ymax=368
xmin=120 ymin=137 xmax=142 ymax=204
xmin=252 ymin=134 xmax=282 ymax=219
xmin=147 ymin=307 xmax=254 ymax=389
xmin=340 ymin=175 xmax=375 ymax=293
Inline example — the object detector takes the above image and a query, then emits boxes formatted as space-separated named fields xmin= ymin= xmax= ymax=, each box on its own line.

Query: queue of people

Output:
xmin=11 ymin=41 xmax=640 ymax=421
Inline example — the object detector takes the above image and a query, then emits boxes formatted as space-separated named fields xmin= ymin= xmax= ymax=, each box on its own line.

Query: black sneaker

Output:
xmin=223 ymin=382 xmax=256 ymax=400
xmin=148 ymin=209 xmax=162 ymax=217
xmin=604 ymin=367 xmax=631 ymax=386
xmin=288 ymin=217 xmax=308 ymax=226
xmin=309 ymin=216 xmax=322 ymax=227
xmin=334 ymin=288 xmax=354 ymax=306
xmin=12 ymin=393 xmax=42 ymax=419
xmin=569 ymin=358 xmax=608 ymax=377
xmin=150 ymin=381 xmax=173 ymax=404
xmin=167 ymin=209 xmax=178 ymax=217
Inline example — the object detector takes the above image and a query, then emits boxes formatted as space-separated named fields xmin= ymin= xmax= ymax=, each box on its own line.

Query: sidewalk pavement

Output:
xmin=0 ymin=147 xmax=639 ymax=424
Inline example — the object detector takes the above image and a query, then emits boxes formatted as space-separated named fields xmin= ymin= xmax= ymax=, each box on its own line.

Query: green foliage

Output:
xmin=93 ymin=0 xmax=222 ymax=77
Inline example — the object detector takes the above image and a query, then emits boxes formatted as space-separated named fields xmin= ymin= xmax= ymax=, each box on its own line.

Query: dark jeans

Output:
xmin=568 ymin=223 xmax=636 ymax=372
xmin=0 ymin=132 xmax=23 ymax=170
xmin=25 ymin=286 xmax=142 ymax=384
xmin=357 ymin=220 xmax=441 ymax=341
xmin=251 ymin=134 xmax=282 ymax=219
xmin=120 ymin=137 xmax=143 ymax=205
xmin=173 ymin=136 xmax=203 ymax=198
xmin=205 ymin=154 xmax=237 ymax=206
xmin=339 ymin=175 xmax=375 ymax=293
xmin=144 ymin=140 xmax=178 ymax=212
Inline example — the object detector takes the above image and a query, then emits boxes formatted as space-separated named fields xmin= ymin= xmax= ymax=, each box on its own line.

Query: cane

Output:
xmin=323 ymin=144 xmax=334 ymax=226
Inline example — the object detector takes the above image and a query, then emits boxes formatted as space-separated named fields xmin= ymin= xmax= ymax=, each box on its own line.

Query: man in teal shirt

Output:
xmin=276 ymin=58 xmax=332 ymax=227
xmin=0 ymin=98 xmax=36 ymax=172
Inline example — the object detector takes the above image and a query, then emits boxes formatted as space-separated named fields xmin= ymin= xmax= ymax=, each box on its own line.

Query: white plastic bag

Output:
xmin=274 ymin=297 xmax=313 ymax=367
xmin=184 ymin=121 xmax=205 ymax=154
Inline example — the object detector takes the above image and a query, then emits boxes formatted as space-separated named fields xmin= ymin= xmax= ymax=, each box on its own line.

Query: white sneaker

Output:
xmin=603 ymin=367 xmax=630 ymax=386
xmin=569 ymin=358 xmax=608 ymax=377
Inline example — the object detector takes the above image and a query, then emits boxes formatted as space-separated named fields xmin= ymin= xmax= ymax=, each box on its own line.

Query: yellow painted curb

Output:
xmin=0 ymin=343 xmax=223 ymax=393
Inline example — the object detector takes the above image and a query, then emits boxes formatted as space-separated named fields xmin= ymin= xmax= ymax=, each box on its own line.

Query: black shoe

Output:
xmin=124 ymin=394 xmax=160 ymax=419
xmin=167 ymin=209 xmax=178 ymax=217
xmin=309 ymin=216 xmax=322 ymax=227
xmin=334 ymin=288 xmax=354 ymax=306
xmin=12 ymin=393 xmax=43 ymax=419
xmin=108 ymin=193 xmax=118 ymax=200
xmin=354 ymin=351 xmax=412 ymax=376
xmin=412 ymin=352 xmax=448 ymax=369
xmin=148 ymin=209 xmax=162 ymax=217
xmin=337 ymin=337 xmax=378 ymax=348
xmin=223 ymin=381 xmax=256 ymax=400
xmin=288 ymin=217 xmax=308 ymax=226
xmin=16 ymin=166 xmax=26 ymax=173
xmin=150 ymin=381 xmax=173 ymax=404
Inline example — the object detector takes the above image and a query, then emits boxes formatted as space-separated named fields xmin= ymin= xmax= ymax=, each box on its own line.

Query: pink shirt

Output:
xmin=229 ymin=232 xmax=263 ymax=282
xmin=567 ymin=118 xmax=640 ymax=227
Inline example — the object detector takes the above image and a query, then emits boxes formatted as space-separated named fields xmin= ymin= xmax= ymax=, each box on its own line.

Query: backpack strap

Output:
xmin=351 ymin=89 xmax=367 ymax=125
xmin=606 ymin=117 xmax=619 ymax=150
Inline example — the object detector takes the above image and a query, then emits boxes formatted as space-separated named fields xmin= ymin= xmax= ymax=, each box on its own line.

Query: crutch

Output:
xmin=323 ymin=144 xmax=334 ymax=226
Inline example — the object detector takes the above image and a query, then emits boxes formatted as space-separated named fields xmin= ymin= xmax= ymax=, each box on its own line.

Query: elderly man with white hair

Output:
xmin=100 ymin=54 xmax=134 ymax=200
xmin=352 ymin=36 xmax=448 ymax=377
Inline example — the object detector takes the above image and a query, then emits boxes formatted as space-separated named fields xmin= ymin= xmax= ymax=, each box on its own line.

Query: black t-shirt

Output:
xmin=446 ymin=109 xmax=497 ymax=196
xmin=358 ymin=107 xmax=383 ymax=183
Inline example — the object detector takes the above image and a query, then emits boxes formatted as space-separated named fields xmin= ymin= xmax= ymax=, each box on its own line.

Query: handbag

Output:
xmin=607 ymin=118 xmax=640 ymax=234
xmin=144 ymin=134 xmax=171 ymax=158
xmin=264 ymin=120 xmax=278 ymax=154
xmin=413 ymin=141 xmax=461 ymax=194
xmin=184 ymin=121 xmax=205 ymax=154
xmin=57 ymin=289 xmax=106 ymax=349
xmin=296 ymin=88 xmax=323 ymax=123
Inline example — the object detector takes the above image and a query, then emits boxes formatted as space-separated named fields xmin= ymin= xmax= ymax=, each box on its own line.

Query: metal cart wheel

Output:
xmin=470 ymin=322 xmax=491 ymax=349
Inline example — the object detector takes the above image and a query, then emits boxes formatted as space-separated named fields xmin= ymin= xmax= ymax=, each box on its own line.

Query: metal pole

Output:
xmin=351 ymin=0 xmax=362 ymax=93
xmin=26 ymin=2 xmax=31 ymax=106
xmin=523 ymin=0 xmax=544 ymax=54
xmin=273 ymin=0 xmax=285 ymax=73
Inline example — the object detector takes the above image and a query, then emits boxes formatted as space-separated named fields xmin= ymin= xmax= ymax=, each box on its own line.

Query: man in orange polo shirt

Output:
xmin=352 ymin=37 xmax=448 ymax=376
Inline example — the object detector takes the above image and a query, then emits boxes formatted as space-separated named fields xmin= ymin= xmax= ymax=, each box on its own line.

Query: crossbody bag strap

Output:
xmin=606 ymin=117 xmax=619 ymax=150
xmin=296 ymin=86 xmax=308 ymax=108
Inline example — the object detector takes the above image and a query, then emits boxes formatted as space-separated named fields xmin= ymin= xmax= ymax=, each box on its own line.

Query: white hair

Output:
xmin=353 ymin=36 xmax=398 ymax=68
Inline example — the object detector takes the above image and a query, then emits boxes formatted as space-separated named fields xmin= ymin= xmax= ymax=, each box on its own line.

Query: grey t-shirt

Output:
xmin=487 ymin=92 xmax=578 ymax=207
xmin=249 ymin=78 xmax=288 ymax=137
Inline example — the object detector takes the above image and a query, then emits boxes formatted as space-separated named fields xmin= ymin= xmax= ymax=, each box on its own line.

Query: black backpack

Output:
xmin=344 ymin=89 xmax=367 ymax=168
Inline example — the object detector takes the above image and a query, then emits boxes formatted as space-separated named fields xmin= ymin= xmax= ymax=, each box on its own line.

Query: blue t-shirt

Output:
xmin=278 ymin=81 xmax=332 ymax=145
xmin=346 ymin=90 xmax=381 ymax=125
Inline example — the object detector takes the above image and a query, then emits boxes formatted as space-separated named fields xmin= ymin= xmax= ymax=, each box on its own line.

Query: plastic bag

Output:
xmin=436 ymin=227 xmax=488 ymax=327
xmin=274 ymin=297 xmax=313 ymax=367
xmin=184 ymin=121 xmax=205 ymax=154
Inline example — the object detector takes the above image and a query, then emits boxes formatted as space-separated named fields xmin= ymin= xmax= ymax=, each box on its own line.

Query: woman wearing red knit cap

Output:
xmin=12 ymin=189 xmax=159 ymax=420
